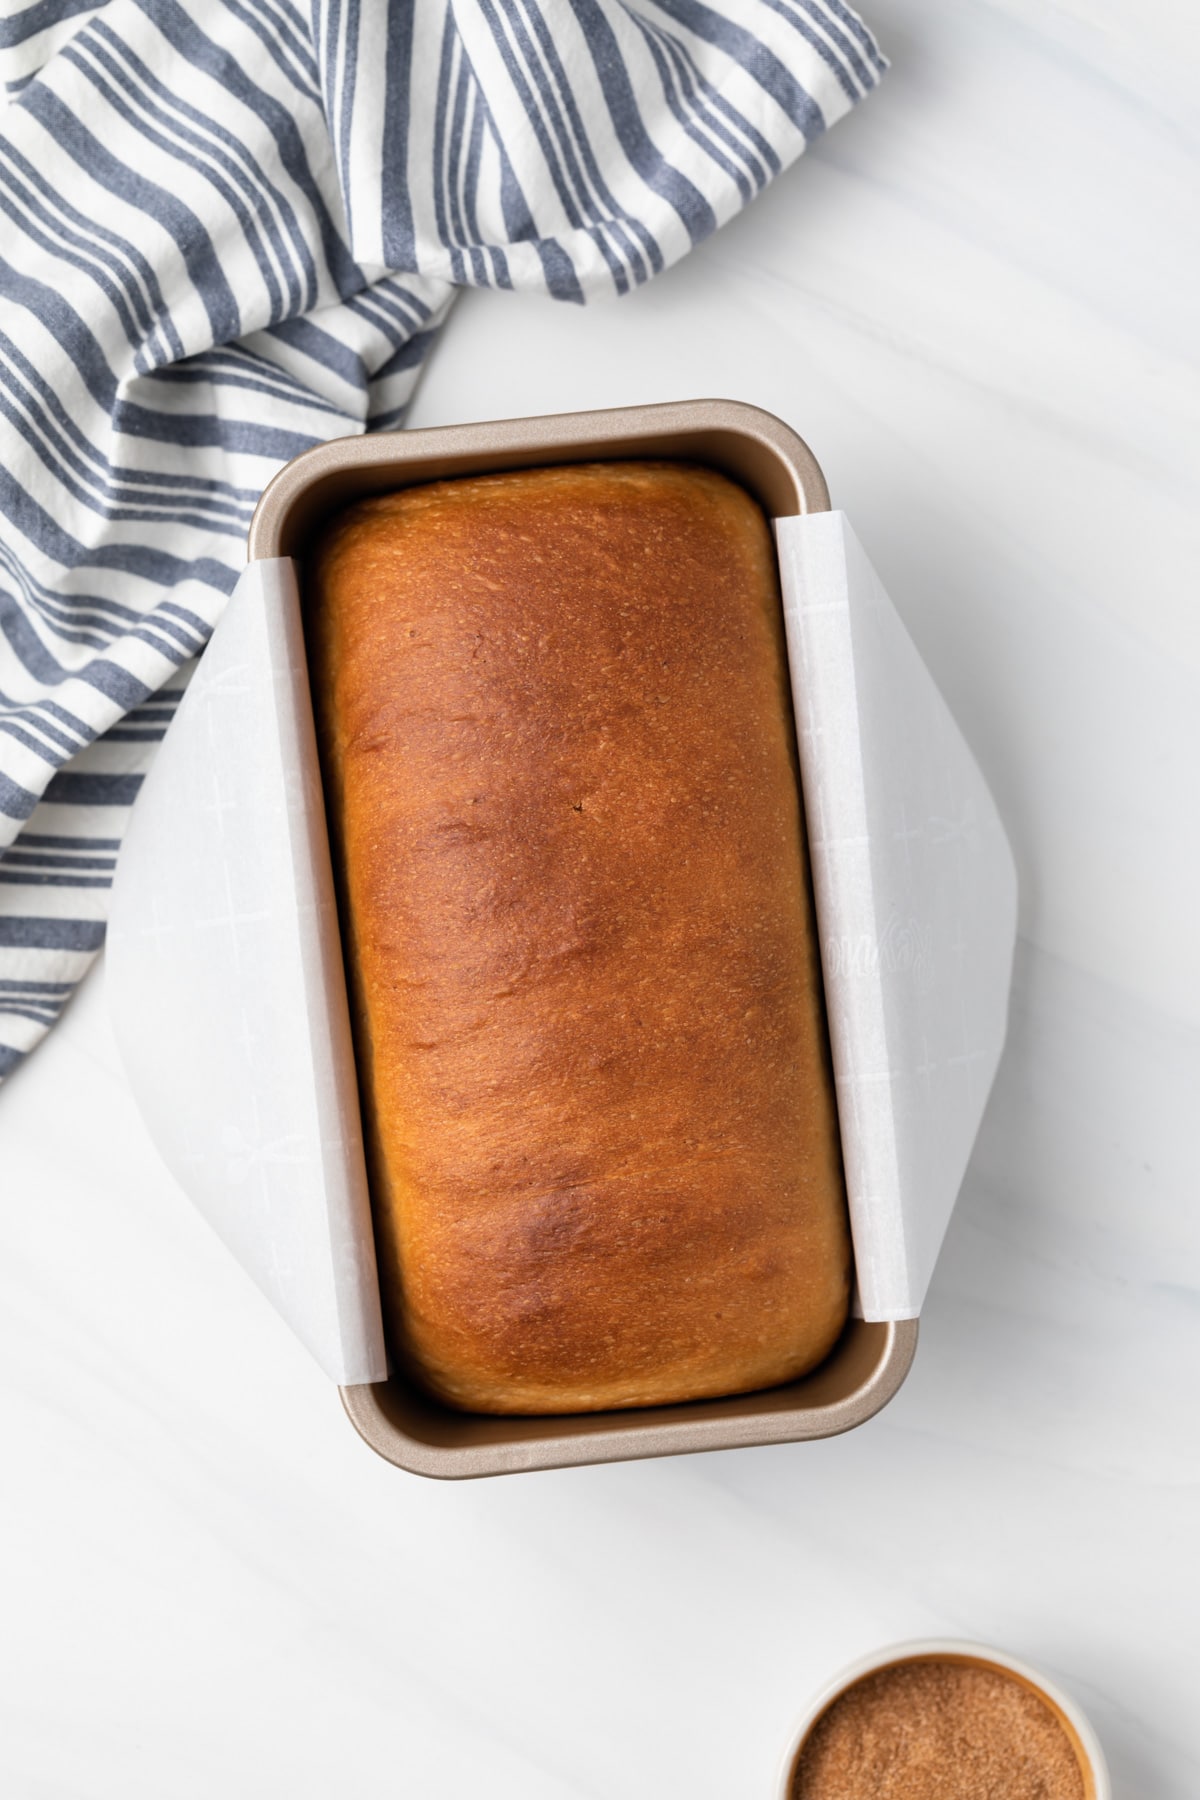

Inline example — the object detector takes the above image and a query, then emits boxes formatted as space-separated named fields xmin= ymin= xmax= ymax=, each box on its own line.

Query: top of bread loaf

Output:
xmin=307 ymin=462 xmax=850 ymax=1413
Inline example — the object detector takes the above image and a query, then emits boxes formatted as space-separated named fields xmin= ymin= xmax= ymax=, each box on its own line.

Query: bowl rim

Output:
xmin=773 ymin=1636 xmax=1110 ymax=1800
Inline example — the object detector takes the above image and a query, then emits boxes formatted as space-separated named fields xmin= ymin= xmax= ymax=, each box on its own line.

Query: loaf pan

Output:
xmin=249 ymin=400 xmax=919 ymax=1478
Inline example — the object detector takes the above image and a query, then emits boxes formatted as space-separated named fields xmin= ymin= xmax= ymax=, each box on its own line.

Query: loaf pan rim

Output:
xmin=248 ymin=397 xmax=830 ymax=562
xmin=338 ymin=1319 xmax=919 ymax=1481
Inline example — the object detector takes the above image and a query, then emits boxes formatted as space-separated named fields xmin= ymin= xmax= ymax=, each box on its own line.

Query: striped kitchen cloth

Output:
xmin=0 ymin=0 xmax=885 ymax=1081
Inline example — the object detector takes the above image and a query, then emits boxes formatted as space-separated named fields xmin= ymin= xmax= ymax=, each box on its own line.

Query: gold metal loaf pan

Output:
xmin=251 ymin=399 xmax=918 ymax=1479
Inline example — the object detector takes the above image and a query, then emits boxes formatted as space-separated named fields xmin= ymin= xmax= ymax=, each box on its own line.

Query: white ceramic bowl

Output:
xmin=774 ymin=1638 xmax=1110 ymax=1799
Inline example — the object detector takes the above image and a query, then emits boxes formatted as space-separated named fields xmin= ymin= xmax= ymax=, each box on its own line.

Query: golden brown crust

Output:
xmin=307 ymin=461 xmax=850 ymax=1414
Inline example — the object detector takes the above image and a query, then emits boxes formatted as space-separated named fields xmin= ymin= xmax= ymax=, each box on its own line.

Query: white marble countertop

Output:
xmin=3 ymin=2 xmax=1198 ymax=1793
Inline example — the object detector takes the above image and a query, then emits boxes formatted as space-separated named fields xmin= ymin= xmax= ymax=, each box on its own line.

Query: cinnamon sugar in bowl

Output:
xmin=774 ymin=1641 xmax=1109 ymax=1800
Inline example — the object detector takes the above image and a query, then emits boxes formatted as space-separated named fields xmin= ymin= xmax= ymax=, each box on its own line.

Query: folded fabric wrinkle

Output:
xmin=0 ymin=0 xmax=885 ymax=1080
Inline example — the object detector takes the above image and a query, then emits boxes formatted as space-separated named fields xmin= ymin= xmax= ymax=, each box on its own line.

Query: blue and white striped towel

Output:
xmin=0 ymin=0 xmax=884 ymax=1081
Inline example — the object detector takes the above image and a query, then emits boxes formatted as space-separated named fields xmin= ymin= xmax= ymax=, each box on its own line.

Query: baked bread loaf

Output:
xmin=308 ymin=461 xmax=850 ymax=1414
